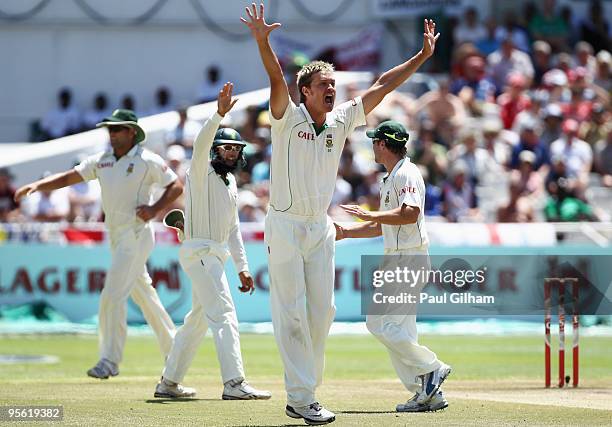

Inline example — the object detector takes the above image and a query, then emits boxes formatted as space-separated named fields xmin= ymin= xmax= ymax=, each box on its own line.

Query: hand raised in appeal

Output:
xmin=421 ymin=19 xmax=440 ymax=58
xmin=217 ymin=82 xmax=239 ymax=117
xmin=240 ymin=3 xmax=281 ymax=41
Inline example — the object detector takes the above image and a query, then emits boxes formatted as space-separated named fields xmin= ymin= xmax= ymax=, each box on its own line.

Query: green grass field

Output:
xmin=1 ymin=334 xmax=611 ymax=426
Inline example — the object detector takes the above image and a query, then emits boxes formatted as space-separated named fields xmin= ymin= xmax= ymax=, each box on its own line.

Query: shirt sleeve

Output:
xmin=74 ymin=154 xmax=100 ymax=182
xmin=394 ymin=167 xmax=422 ymax=209
xmin=335 ymin=96 xmax=366 ymax=134
xmin=228 ymin=209 xmax=249 ymax=273
xmin=147 ymin=153 xmax=178 ymax=187
xmin=268 ymin=101 xmax=298 ymax=137
xmin=191 ymin=112 xmax=223 ymax=175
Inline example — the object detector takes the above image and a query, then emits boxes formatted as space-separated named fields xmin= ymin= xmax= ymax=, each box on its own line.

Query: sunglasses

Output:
xmin=382 ymin=132 xmax=408 ymax=143
xmin=218 ymin=144 xmax=242 ymax=152
xmin=108 ymin=125 xmax=130 ymax=133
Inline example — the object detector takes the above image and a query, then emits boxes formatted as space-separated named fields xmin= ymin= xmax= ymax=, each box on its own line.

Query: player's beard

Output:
xmin=211 ymin=156 xmax=238 ymax=180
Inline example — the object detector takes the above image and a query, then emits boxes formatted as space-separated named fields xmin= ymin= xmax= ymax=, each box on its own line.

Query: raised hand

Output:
xmin=240 ymin=2 xmax=281 ymax=42
xmin=217 ymin=82 xmax=238 ymax=117
xmin=421 ymin=19 xmax=440 ymax=58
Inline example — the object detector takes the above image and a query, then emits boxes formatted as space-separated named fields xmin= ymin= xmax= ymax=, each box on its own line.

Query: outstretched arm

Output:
xmin=191 ymin=82 xmax=238 ymax=169
xmin=334 ymin=221 xmax=382 ymax=241
xmin=362 ymin=19 xmax=440 ymax=115
xmin=341 ymin=204 xmax=420 ymax=225
xmin=241 ymin=2 xmax=289 ymax=120
xmin=14 ymin=169 xmax=83 ymax=202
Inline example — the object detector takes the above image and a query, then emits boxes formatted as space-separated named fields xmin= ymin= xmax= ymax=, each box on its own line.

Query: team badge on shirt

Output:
xmin=126 ymin=163 xmax=134 ymax=176
xmin=325 ymin=134 xmax=333 ymax=152
xmin=384 ymin=191 xmax=390 ymax=204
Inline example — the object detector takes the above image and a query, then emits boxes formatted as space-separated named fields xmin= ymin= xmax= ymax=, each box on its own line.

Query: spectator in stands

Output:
xmin=497 ymin=173 xmax=535 ymax=222
xmin=580 ymin=103 xmax=608 ymax=146
xmin=411 ymin=121 xmax=448 ymax=186
xmin=495 ymin=10 xmax=531 ymax=53
xmin=542 ymin=69 xmax=569 ymax=103
xmin=513 ymin=89 xmax=548 ymax=135
xmin=544 ymin=155 xmax=595 ymax=222
xmin=550 ymin=119 xmax=593 ymax=193
xmin=449 ymin=129 xmax=500 ymax=186
xmin=165 ymin=106 xmax=201 ymax=158
xmin=442 ymin=162 xmax=480 ymax=222
xmin=165 ymin=144 xmax=188 ymax=183
xmin=450 ymin=55 xmax=496 ymax=103
xmin=528 ymin=0 xmax=569 ymax=52
xmin=482 ymin=119 xmax=511 ymax=167
xmin=0 ymin=168 xmax=20 ymax=222
xmin=540 ymin=103 xmax=564 ymax=146
xmin=66 ymin=157 xmax=102 ymax=222
xmin=237 ymin=190 xmax=266 ymax=222
xmin=562 ymin=81 xmax=594 ymax=124
xmin=514 ymin=150 xmax=546 ymax=203
xmin=150 ymin=86 xmax=174 ymax=115
xmin=40 ymin=87 xmax=81 ymax=140
xmin=594 ymin=128 xmax=612 ymax=187
xmin=532 ymin=41 xmax=553 ymax=88
xmin=251 ymin=144 xmax=271 ymax=183
xmin=454 ymin=7 xmax=487 ymax=46
xmin=196 ymin=65 xmax=223 ymax=104
xmin=594 ymin=50 xmax=611 ymax=92
xmin=82 ymin=92 xmax=111 ymax=131
xmin=21 ymin=172 xmax=70 ymax=222
xmin=575 ymin=42 xmax=597 ymax=79
xmin=580 ymin=0 xmax=610 ymax=54
xmin=120 ymin=94 xmax=144 ymax=118
xmin=498 ymin=73 xmax=531 ymax=130
xmin=414 ymin=79 xmax=466 ymax=130
xmin=475 ymin=17 xmax=500 ymax=57
xmin=510 ymin=117 xmax=549 ymax=171
xmin=419 ymin=166 xmax=443 ymax=216
xmin=487 ymin=36 xmax=534 ymax=93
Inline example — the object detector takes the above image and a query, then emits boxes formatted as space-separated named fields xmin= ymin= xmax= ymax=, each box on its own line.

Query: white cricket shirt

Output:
xmin=75 ymin=145 xmax=177 ymax=229
xmin=183 ymin=112 xmax=248 ymax=272
xmin=268 ymin=97 xmax=366 ymax=216
xmin=379 ymin=158 xmax=429 ymax=250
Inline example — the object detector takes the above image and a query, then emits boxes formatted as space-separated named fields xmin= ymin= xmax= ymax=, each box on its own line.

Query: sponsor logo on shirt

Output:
xmin=384 ymin=191 xmax=390 ymax=204
xmin=297 ymin=130 xmax=315 ymax=141
xmin=399 ymin=186 xmax=417 ymax=195
xmin=97 ymin=161 xmax=114 ymax=169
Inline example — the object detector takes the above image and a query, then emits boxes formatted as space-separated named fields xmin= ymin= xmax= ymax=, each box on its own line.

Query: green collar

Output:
xmin=313 ymin=123 xmax=328 ymax=136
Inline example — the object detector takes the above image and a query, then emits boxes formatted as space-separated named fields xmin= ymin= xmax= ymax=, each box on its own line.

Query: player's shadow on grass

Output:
xmin=338 ymin=410 xmax=397 ymax=414
xmin=145 ymin=398 xmax=218 ymax=404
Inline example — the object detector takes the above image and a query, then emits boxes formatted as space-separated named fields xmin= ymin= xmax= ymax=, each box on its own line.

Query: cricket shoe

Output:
xmin=222 ymin=378 xmax=271 ymax=400
xmin=416 ymin=362 xmax=452 ymax=404
xmin=285 ymin=402 xmax=335 ymax=425
xmin=154 ymin=378 xmax=196 ymax=398
xmin=397 ymin=391 xmax=448 ymax=412
xmin=86 ymin=358 xmax=119 ymax=379
xmin=163 ymin=209 xmax=185 ymax=242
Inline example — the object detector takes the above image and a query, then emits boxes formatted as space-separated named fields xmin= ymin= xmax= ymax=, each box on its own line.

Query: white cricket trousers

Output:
xmin=163 ymin=240 xmax=244 ymax=384
xmin=265 ymin=210 xmax=336 ymax=407
xmin=99 ymin=223 xmax=176 ymax=364
xmin=366 ymin=247 xmax=441 ymax=394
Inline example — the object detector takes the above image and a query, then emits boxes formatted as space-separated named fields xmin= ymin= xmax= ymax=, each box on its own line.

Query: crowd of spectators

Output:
xmin=7 ymin=0 xmax=610 ymax=226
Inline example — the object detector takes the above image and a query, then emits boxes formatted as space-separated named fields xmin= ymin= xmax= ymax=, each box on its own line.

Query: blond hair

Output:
xmin=296 ymin=61 xmax=335 ymax=103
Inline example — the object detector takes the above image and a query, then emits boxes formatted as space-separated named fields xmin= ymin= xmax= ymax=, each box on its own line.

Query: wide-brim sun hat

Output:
xmin=96 ymin=109 xmax=146 ymax=144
